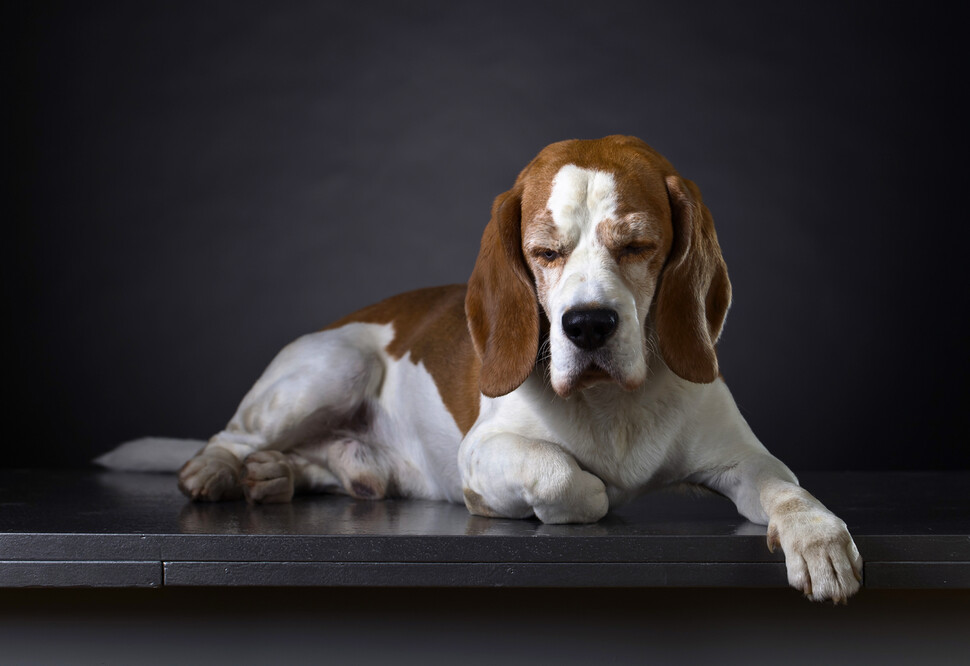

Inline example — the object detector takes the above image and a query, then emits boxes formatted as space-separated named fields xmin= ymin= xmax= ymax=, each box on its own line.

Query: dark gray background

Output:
xmin=5 ymin=1 xmax=967 ymax=469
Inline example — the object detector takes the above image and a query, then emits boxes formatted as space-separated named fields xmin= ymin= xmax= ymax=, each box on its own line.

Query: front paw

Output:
xmin=533 ymin=468 xmax=609 ymax=525
xmin=767 ymin=507 xmax=863 ymax=603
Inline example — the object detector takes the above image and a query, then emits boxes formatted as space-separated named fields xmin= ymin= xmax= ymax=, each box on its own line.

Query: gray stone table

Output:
xmin=1 ymin=469 xmax=967 ymax=589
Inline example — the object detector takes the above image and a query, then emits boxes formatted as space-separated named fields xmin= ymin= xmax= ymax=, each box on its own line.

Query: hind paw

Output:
xmin=242 ymin=451 xmax=295 ymax=504
xmin=178 ymin=451 xmax=243 ymax=502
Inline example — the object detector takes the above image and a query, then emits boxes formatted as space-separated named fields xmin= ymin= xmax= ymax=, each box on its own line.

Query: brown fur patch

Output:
xmin=774 ymin=496 xmax=810 ymax=515
xmin=594 ymin=215 xmax=663 ymax=262
xmin=653 ymin=174 xmax=731 ymax=384
xmin=463 ymin=487 xmax=501 ymax=518
xmin=325 ymin=285 xmax=483 ymax=435
xmin=466 ymin=186 xmax=541 ymax=398
xmin=350 ymin=479 xmax=380 ymax=499
xmin=773 ymin=491 xmax=819 ymax=516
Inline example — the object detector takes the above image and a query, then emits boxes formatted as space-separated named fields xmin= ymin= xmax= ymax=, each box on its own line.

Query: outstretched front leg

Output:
xmin=459 ymin=433 xmax=609 ymax=524
xmin=703 ymin=453 xmax=863 ymax=603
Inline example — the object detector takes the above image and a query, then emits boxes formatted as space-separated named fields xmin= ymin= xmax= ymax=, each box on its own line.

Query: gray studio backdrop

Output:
xmin=7 ymin=1 xmax=967 ymax=468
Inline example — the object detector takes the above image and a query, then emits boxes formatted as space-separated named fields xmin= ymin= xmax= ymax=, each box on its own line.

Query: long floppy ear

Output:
xmin=655 ymin=175 xmax=732 ymax=383
xmin=465 ymin=185 xmax=540 ymax=397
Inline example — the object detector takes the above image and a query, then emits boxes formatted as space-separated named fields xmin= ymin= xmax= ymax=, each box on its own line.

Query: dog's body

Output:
xmin=175 ymin=136 xmax=862 ymax=601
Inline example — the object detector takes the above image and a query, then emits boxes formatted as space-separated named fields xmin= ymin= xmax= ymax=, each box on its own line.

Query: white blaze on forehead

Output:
xmin=542 ymin=166 xmax=648 ymax=395
xmin=546 ymin=165 xmax=618 ymax=239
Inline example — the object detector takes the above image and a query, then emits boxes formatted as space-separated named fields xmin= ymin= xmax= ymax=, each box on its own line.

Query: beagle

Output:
xmin=174 ymin=135 xmax=862 ymax=602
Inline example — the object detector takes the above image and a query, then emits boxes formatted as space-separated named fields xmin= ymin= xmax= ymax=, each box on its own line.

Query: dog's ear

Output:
xmin=655 ymin=175 xmax=732 ymax=383
xmin=466 ymin=184 xmax=540 ymax=397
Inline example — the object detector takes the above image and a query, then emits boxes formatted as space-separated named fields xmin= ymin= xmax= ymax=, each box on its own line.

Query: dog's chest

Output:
xmin=576 ymin=403 xmax=683 ymax=491
xmin=521 ymin=379 xmax=692 ymax=493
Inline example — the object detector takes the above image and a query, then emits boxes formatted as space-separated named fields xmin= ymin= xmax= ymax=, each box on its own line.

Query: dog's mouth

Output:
xmin=552 ymin=358 xmax=644 ymax=398
xmin=574 ymin=365 xmax=612 ymax=389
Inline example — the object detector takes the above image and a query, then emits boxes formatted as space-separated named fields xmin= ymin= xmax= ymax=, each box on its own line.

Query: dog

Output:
xmin=144 ymin=135 xmax=862 ymax=601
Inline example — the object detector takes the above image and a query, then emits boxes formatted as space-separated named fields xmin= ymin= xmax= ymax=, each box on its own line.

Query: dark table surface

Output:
xmin=1 ymin=469 xmax=967 ymax=589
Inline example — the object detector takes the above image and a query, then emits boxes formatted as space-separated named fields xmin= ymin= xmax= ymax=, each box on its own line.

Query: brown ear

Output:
xmin=655 ymin=175 xmax=732 ymax=383
xmin=465 ymin=185 xmax=540 ymax=397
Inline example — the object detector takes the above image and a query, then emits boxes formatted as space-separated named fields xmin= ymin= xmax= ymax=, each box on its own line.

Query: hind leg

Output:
xmin=240 ymin=437 xmax=392 ymax=504
xmin=178 ymin=328 xmax=385 ymax=502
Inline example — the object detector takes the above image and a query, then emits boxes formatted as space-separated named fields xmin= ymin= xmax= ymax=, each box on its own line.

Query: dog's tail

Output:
xmin=93 ymin=437 xmax=205 ymax=473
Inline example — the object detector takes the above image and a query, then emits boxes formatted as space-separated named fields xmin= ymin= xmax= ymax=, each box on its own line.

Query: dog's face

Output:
xmin=467 ymin=135 xmax=731 ymax=398
xmin=520 ymin=158 xmax=673 ymax=396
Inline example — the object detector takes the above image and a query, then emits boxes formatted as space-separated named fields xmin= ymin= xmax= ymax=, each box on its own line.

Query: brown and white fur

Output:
xmin=171 ymin=135 xmax=861 ymax=602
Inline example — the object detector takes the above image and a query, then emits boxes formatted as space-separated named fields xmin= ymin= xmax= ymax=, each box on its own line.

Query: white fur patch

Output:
xmin=94 ymin=437 xmax=206 ymax=472
xmin=547 ymin=164 xmax=619 ymax=240
xmin=373 ymin=348 xmax=465 ymax=502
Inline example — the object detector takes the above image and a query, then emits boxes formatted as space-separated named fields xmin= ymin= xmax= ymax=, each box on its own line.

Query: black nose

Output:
xmin=561 ymin=308 xmax=619 ymax=350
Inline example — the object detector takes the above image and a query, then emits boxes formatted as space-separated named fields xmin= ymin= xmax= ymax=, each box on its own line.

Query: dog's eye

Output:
xmin=619 ymin=243 xmax=655 ymax=261
xmin=534 ymin=248 xmax=560 ymax=263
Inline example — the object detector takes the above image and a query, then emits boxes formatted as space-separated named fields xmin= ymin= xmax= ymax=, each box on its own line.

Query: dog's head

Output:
xmin=466 ymin=135 xmax=731 ymax=398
